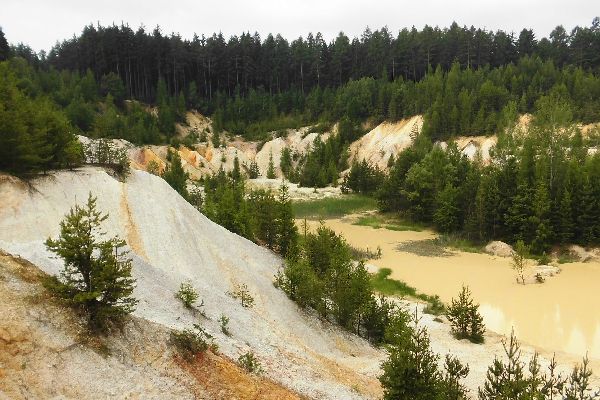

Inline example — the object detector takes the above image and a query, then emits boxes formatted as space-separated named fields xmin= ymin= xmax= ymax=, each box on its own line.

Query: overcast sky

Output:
xmin=2 ymin=0 xmax=599 ymax=52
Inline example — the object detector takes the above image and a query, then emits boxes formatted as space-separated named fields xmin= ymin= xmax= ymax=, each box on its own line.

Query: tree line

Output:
xmin=44 ymin=20 xmax=600 ymax=104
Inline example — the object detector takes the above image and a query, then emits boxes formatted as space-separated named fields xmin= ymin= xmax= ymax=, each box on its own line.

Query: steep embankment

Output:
xmin=349 ymin=116 xmax=423 ymax=170
xmin=0 ymin=168 xmax=382 ymax=400
xmin=0 ymin=250 xmax=302 ymax=400
xmin=126 ymin=111 xmax=600 ymax=184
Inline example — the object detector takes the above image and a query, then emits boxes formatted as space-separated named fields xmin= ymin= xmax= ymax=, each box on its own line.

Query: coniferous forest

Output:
xmin=1 ymin=21 xmax=600 ymax=252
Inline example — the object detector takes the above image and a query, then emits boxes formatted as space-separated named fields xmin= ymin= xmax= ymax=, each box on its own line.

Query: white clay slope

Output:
xmin=0 ymin=167 xmax=382 ymax=400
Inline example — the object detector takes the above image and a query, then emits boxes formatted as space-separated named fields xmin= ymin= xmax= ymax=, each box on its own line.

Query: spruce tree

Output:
xmin=558 ymin=189 xmax=574 ymax=245
xmin=248 ymin=160 xmax=260 ymax=179
xmin=0 ymin=27 xmax=9 ymax=61
xmin=380 ymin=313 xmax=444 ymax=400
xmin=163 ymin=149 xmax=189 ymax=199
xmin=45 ymin=194 xmax=137 ymax=330
xmin=531 ymin=181 xmax=552 ymax=254
xmin=446 ymin=285 xmax=485 ymax=343
xmin=231 ymin=154 xmax=241 ymax=181
xmin=276 ymin=183 xmax=298 ymax=257
xmin=267 ymin=151 xmax=276 ymax=178
xmin=280 ymin=147 xmax=293 ymax=178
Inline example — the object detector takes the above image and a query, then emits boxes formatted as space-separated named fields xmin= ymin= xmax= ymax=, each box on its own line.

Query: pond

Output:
xmin=305 ymin=217 xmax=600 ymax=360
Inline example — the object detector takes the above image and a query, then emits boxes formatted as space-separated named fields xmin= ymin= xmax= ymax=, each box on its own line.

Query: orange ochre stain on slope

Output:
xmin=176 ymin=351 xmax=305 ymax=400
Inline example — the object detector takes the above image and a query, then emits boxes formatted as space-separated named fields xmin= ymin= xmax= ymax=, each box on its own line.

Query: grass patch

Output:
xmin=353 ymin=215 xmax=423 ymax=232
xmin=557 ymin=251 xmax=578 ymax=264
xmin=370 ymin=268 xmax=439 ymax=306
xmin=436 ymin=234 xmax=482 ymax=253
xmin=349 ymin=244 xmax=382 ymax=261
xmin=292 ymin=195 xmax=377 ymax=219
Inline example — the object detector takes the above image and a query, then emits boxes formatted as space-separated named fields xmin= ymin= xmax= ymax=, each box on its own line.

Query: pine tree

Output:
xmin=280 ymin=147 xmax=293 ymax=178
xmin=45 ymin=194 xmax=137 ymax=330
xmin=231 ymin=154 xmax=241 ymax=181
xmin=248 ymin=160 xmax=260 ymax=179
xmin=211 ymin=131 xmax=221 ymax=148
xmin=0 ymin=27 xmax=9 ymax=61
xmin=558 ymin=189 xmax=574 ymax=244
xmin=531 ymin=181 xmax=552 ymax=254
xmin=380 ymin=313 xmax=444 ymax=400
xmin=478 ymin=331 xmax=530 ymax=399
xmin=446 ymin=285 xmax=485 ymax=343
xmin=267 ymin=151 xmax=276 ymax=178
xmin=276 ymin=183 xmax=298 ymax=257
xmin=163 ymin=149 xmax=189 ymax=199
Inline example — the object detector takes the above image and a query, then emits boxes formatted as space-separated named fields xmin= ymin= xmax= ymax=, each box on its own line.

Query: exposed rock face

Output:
xmin=568 ymin=245 xmax=596 ymax=262
xmin=525 ymin=264 xmax=561 ymax=284
xmin=246 ymin=178 xmax=342 ymax=201
xmin=0 ymin=168 xmax=382 ymax=400
xmin=0 ymin=251 xmax=301 ymax=400
xmin=348 ymin=116 xmax=423 ymax=170
xmin=485 ymin=241 xmax=515 ymax=258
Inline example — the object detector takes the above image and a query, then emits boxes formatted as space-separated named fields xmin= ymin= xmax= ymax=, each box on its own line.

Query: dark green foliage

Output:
xmin=169 ymin=323 xmax=213 ymax=361
xmin=0 ymin=61 xmax=83 ymax=174
xmin=277 ymin=224 xmax=395 ymax=342
xmin=377 ymin=96 xmax=600 ymax=252
xmin=238 ymin=351 xmax=262 ymax=374
xmin=248 ymin=160 xmax=260 ymax=179
xmin=275 ymin=183 xmax=299 ymax=257
xmin=380 ymin=311 xmax=470 ymax=400
xmin=299 ymin=134 xmax=348 ymax=187
xmin=266 ymin=151 xmax=276 ymax=178
xmin=44 ymin=194 xmax=137 ymax=330
xmin=176 ymin=281 xmax=199 ymax=309
xmin=202 ymin=171 xmax=297 ymax=256
xmin=345 ymin=160 xmax=385 ymax=194
xmin=446 ymin=285 xmax=485 ymax=343
xmin=478 ymin=330 xmax=600 ymax=400
xmin=162 ymin=149 xmax=189 ymax=199
xmin=0 ymin=27 xmax=9 ymax=61
xmin=280 ymin=147 xmax=293 ymax=178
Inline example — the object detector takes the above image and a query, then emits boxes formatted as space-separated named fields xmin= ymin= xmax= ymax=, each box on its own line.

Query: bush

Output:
xmin=176 ymin=280 xmax=200 ymax=309
xmin=229 ymin=283 xmax=255 ymax=308
xmin=169 ymin=323 xmax=213 ymax=361
xmin=238 ymin=351 xmax=262 ymax=374
xmin=219 ymin=314 xmax=230 ymax=336
xmin=446 ymin=285 xmax=485 ymax=343
xmin=423 ymin=295 xmax=446 ymax=316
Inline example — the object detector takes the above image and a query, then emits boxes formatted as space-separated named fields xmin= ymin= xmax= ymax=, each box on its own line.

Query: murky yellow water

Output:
xmin=302 ymin=218 xmax=600 ymax=360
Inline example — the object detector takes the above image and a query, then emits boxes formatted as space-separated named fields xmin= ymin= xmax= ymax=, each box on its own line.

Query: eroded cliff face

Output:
xmin=0 ymin=250 xmax=302 ymax=400
xmin=0 ymin=168 xmax=383 ymax=400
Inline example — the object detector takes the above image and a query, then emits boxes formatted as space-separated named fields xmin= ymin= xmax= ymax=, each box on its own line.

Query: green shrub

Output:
xmin=176 ymin=280 xmax=199 ymax=309
xmin=169 ymin=323 xmax=213 ymax=361
xmin=229 ymin=283 xmax=255 ymax=308
xmin=238 ymin=351 xmax=262 ymax=374
xmin=423 ymin=295 xmax=446 ymax=316
xmin=219 ymin=314 xmax=230 ymax=336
